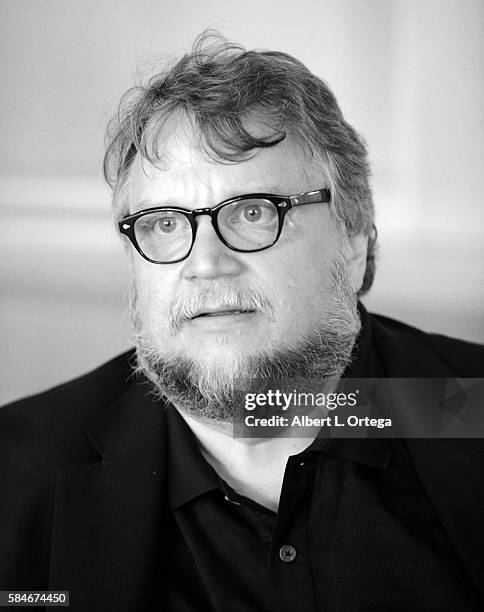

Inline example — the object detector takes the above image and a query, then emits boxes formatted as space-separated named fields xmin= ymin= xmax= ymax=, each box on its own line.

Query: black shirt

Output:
xmin=164 ymin=308 xmax=482 ymax=611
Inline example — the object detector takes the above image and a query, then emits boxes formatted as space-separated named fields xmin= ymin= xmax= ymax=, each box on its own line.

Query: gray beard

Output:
xmin=130 ymin=257 xmax=361 ymax=423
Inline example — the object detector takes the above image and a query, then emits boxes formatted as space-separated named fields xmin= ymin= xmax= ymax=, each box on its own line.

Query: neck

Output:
xmin=177 ymin=409 xmax=322 ymax=512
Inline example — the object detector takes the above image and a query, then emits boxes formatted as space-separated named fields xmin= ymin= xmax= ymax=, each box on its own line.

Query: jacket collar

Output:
xmin=83 ymin=379 xmax=165 ymax=460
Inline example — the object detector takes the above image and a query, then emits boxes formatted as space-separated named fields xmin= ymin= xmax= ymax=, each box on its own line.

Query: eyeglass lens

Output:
xmin=134 ymin=198 xmax=280 ymax=262
xmin=134 ymin=210 xmax=193 ymax=262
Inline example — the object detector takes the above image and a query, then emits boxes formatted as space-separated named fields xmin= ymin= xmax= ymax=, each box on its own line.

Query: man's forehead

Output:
xmin=127 ymin=124 xmax=324 ymax=211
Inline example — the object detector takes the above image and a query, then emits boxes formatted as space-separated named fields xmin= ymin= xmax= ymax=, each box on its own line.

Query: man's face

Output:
xmin=125 ymin=119 xmax=364 ymax=415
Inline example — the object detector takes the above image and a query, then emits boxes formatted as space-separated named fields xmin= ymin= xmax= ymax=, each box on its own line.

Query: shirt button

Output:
xmin=223 ymin=494 xmax=240 ymax=506
xmin=279 ymin=544 xmax=297 ymax=563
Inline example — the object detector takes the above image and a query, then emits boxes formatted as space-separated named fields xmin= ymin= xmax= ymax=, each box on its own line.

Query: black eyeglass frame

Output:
xmin=118 ymin=188 xmax=331 ymax=264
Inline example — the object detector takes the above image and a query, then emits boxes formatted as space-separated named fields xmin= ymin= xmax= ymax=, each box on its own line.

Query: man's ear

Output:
xmin=343 ymin=233 xmax=368 ymax=293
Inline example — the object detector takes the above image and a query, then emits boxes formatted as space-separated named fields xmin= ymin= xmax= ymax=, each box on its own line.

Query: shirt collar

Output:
xmin=307 ymin=436 xmax=391 ymax=468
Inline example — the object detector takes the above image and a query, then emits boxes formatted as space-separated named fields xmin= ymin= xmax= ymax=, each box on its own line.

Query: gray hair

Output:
xmin=104 ymin=30 xmax=377 ymax=294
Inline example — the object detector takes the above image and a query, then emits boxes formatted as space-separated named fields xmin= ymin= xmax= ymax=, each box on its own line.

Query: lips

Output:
xmin=189 ymin=308 xmax=255 ymax=320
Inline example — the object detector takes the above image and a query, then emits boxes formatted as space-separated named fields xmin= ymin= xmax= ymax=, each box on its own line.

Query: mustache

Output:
xmin=168 ymin=286 xmax=275 ymax=332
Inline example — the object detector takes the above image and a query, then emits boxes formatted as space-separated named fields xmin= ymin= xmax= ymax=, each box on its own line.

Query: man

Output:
xmin=1 ymin=32 xmax=483 ymax=611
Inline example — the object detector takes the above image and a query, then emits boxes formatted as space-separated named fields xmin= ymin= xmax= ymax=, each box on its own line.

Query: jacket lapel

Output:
xmin=48 ymin=384 xmax=169 ymax=611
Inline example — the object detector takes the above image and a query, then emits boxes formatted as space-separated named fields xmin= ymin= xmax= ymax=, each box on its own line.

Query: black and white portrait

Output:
xmin=1 ymin=2 xmax=483 ymax=610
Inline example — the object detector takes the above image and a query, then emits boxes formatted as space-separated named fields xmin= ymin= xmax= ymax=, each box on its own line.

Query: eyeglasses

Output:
xmin=118 ymin=188 xmax=331 ymax=264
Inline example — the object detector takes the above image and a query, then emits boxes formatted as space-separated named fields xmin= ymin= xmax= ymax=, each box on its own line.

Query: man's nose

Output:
xmin=181 ymin=215 xmax=244 ymax=280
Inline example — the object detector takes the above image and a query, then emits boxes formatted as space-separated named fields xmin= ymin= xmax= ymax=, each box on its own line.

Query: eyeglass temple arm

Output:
xmin=288 ymin=189 xmax=330 ymax=207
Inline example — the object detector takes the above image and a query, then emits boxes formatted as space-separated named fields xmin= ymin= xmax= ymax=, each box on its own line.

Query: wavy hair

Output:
xmin=104 ymin=31 xmax=377 ymax=294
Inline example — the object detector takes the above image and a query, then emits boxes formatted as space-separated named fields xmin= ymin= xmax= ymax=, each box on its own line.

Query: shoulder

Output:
xmin=0 ymin=349 xmax=136 ymax=465
xmin=1 ymin=348 xmax=135 ymax=416
xmin=0 ymin=350 xmax=137 ymax=588
xmin=367 ymin=310 xmax=484 ymax=377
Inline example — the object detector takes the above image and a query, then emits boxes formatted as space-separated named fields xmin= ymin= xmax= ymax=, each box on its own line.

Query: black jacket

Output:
xmin=1 ymin=307 xmax=484 ymax=611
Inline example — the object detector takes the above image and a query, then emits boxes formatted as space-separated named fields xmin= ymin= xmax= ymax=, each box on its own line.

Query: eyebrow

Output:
xmin=130 ymin=186 xmax=289 ymax=213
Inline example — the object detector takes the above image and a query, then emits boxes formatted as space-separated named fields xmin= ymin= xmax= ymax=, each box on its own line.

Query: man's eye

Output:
xmin=232 ymin=201 xmax=277 ymax=225
xmin=243 ymin=205 xmax=263 ymax=222
xmin=138 ymin=215 xmax=180 ymax=235
xmin=155 ymin=216 xmax=178 ymax=233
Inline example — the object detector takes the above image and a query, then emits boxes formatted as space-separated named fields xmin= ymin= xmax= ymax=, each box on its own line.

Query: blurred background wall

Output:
xmin=1 ymin=0 xmax=483 ymax=405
